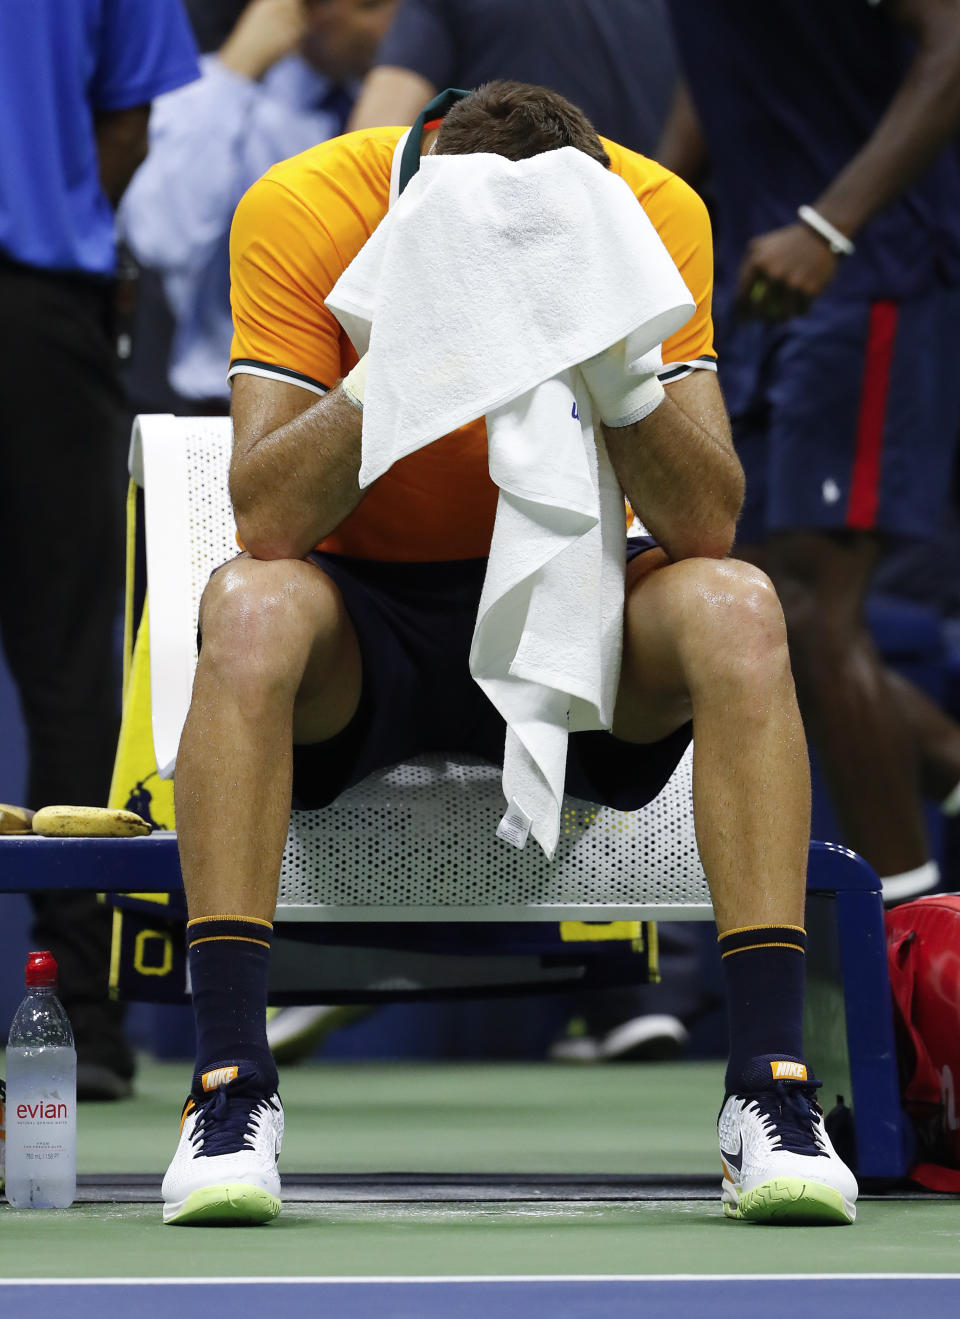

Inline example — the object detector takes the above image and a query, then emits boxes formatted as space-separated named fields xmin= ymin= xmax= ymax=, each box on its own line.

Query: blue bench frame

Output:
xmin=0 ymin=832 xmax=911 ymax=1179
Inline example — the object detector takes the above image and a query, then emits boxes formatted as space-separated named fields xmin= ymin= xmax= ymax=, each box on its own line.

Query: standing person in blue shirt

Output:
xmin=0 ymin=0 xmax=199 ymax=1099
xmin=662 ymin=0 xmax=960 ymax=904
xmin=119 ymin=0 xmax=397 ymax=415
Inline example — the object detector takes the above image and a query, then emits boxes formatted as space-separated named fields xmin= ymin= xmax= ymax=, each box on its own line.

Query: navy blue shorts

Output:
xmin=290 ymin=542 xmax=692 ymax=812
xmin=725 ymin=282 xmax=960 ymax=544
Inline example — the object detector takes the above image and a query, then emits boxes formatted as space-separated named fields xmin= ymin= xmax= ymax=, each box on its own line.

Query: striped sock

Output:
xmin=719 ymin=923 xmax=807 ymax=1094
xmin=187 ymin=915 xmax=278 ymax=1095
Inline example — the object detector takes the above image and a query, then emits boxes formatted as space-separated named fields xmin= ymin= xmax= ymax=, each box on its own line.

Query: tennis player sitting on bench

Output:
xmin=161 ymin=81 xmax=858 ymax=1228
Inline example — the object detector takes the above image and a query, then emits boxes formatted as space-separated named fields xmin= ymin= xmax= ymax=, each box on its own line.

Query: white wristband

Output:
xmin=340 ymin=353 xmax=368 ymax=408
xmin=797 ymin=205 xmax=855 ymax=257
xmin=580 ymin=339 xmax=666 ymax=427
xmin=603 ymin=372 xmax=665 ymax=427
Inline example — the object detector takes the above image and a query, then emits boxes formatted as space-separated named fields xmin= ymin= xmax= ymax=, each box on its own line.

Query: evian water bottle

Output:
xmin=4 ymin=951 xmax=76 ymax=1208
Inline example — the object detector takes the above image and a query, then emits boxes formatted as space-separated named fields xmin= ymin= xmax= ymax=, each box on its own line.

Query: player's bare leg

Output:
xmin=615 ymin=551 xmax=856 ymax=1224
xmin=175 ymin=553 xmax=362 ymax=920
xmin=614 ymin=550 xmax=808 ymax=931
xmin=164 ymin=554 xmax=361 ymax=1226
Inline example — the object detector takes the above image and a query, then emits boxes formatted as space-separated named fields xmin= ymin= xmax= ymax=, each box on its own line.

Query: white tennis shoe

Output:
xmin=162 ymin=1063 xmax=283 ymax=1225
xmin=719 ymin=1059 xmax=858 ymax=1224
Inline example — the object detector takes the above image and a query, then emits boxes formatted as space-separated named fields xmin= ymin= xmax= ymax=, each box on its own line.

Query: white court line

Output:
xmin=4 ymin=1274 xmax=960 ymax=1286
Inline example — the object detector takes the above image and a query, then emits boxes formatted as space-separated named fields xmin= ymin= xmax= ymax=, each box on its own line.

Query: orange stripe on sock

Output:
xmin=187 ymin=914 xmax=273 ymax=929
xmin=187 ymin=935 xmax=272 ymax=950
xmin=718 ymin=922 xmax=805 ymax=939
xmin=720 ymin=941 xmax=806 ymax=958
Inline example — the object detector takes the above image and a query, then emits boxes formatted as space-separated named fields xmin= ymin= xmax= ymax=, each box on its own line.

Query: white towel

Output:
xmin=326 ymin=146 xmax=694 ymax=856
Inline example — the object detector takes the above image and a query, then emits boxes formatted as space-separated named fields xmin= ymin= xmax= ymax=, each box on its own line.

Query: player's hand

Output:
xmin=580 ymin=339 xmax=665 ymax=427
xmin=735 ymin=223 xmax=839 ymax=322
xmin=218 ymin=0 xmax=307 ymax=80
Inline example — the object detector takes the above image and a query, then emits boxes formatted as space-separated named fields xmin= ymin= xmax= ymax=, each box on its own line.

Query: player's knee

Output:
xmin=681 ymin=558 xmax=790 ymax=688
xmin=197 ymin=558 xmax=340 ymax=696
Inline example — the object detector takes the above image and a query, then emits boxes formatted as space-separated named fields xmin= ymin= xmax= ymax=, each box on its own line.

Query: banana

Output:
xmin=0 ymin=803 xmax=34 ymax=835
xmin=31 ymin=805 xmax=152 ymax=838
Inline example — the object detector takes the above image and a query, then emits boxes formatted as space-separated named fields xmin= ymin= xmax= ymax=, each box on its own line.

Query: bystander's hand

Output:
xmin=735 ymin=222 xmax=839 ymax=322
xmin=218 ymin=0 xmax=306 ymax=80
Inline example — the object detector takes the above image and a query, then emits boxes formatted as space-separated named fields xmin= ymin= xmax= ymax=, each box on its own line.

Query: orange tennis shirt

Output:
xmin=228 ymin=127 xmax=717 ymax=562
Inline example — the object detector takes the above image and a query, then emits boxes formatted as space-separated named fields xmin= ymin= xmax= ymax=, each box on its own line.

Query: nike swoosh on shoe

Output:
xmin=720 ymin=1136 xmax=743 ymax=1172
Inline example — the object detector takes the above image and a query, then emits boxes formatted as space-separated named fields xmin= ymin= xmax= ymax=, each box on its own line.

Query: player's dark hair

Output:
xmin=434 ymin=81 xmax=611 ymax=168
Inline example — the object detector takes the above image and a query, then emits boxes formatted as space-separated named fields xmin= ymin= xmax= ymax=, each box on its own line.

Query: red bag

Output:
xmin=886 ymin=894 xmax=960 ymax=1192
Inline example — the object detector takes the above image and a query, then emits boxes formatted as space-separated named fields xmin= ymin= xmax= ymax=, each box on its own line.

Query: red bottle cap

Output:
xmin=25 ymin=950 xmax=58 ymax=987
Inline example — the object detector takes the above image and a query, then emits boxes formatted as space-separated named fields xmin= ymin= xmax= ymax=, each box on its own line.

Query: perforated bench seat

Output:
xmin=276 ymin=750 xmax=711 ymax=921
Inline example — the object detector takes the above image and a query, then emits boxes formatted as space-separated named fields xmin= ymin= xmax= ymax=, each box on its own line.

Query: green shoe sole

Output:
xmin=724 ymin=1177 xmax=856 ymax=1225
xmin=163 ymin=1183 xmax=282 ymax=1226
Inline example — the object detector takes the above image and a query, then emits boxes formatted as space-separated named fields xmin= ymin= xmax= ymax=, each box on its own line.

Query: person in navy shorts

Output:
xmin=663 ymin=0 xmax=960 ymax=902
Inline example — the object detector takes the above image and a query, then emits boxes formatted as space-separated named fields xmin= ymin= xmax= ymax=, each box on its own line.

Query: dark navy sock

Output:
xmin=719 ymin=923 xmax=807 ymax=1093
xmin=187 ymin=915 xmax=278 ymax=1095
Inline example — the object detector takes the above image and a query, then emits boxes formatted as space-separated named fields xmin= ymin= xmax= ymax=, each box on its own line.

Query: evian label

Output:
xmin=4 ymin=1046 xmax=76 ymax=1207
xmin=11 ymin=1087 xmax=73 ymax=1162
xmin=15 ymin=1100 xmax=69 ymax=1121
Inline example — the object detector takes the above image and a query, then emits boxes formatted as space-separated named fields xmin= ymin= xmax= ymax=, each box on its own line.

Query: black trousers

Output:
xmin=0 ymin=258 xmax=132 ymax=1073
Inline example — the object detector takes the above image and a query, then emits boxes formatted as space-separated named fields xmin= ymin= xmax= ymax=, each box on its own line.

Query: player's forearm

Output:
xmin=230 ymin=386 xmax=364 ymax=559
xmin=811 ymin=8 xmax=960 ymax=239
xmin=605 ymin=393 xmax=743 ymax=563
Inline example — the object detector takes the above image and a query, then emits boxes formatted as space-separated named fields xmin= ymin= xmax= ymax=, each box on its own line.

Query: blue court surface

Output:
xmin=4 ymin=1276 xmax=960 ymax=1319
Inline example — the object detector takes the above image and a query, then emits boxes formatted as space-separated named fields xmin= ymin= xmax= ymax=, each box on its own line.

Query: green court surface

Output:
xmin=2 ymin=1058 xmax=958 ymax=1278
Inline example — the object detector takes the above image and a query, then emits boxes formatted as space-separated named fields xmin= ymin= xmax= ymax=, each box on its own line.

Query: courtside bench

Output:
xmin=0 ymin=414 xmax=914 ymax=1180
